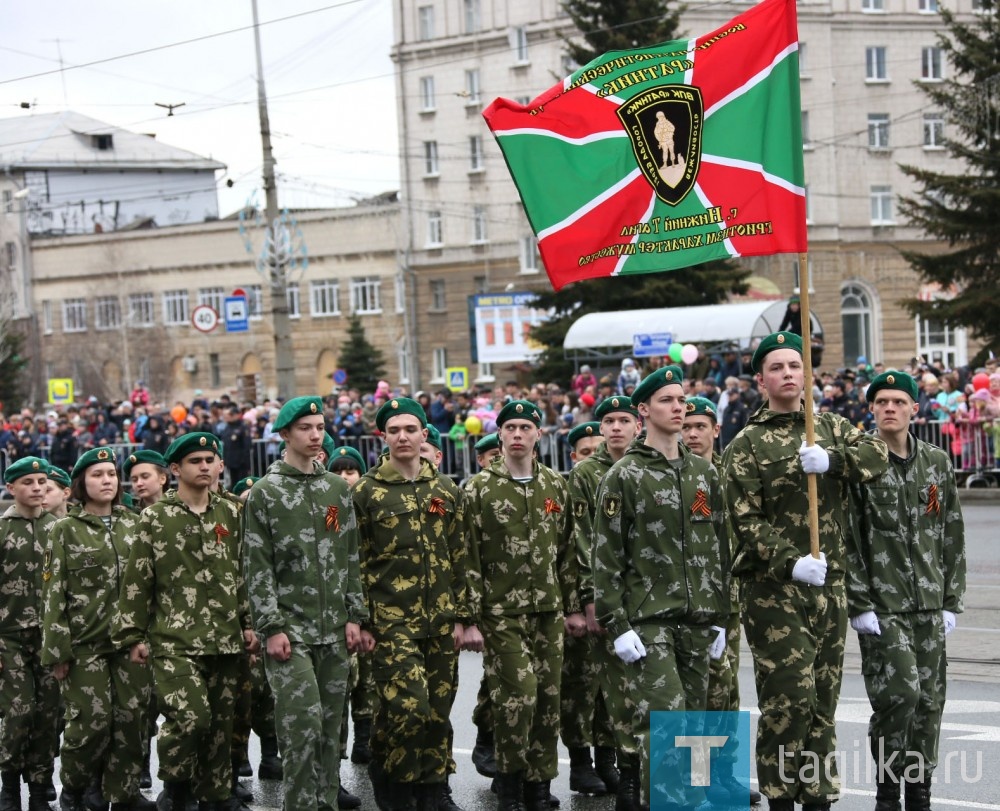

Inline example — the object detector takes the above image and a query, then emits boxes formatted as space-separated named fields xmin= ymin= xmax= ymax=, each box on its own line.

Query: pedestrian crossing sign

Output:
xmin=446 ymin=367 xmax=469 ymax=391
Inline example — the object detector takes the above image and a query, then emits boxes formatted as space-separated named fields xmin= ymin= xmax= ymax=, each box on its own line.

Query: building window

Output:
xmin=469 ymin=135 xmax=485 ymax=171
xmin=430 ymin=279 xmax=447 ymax=311
xmin=801 ymin=111 xmax=811 ymax=148
xmin=868 ymin=113 xmax=890 ymax=148
xmin=866 ymin=47 xmax=888 ymax=81
xmin=841 ymin=282 xmax=876 ymax=367
xmin=2 ymin=190 xmax=12 ymax=214
xmin=918 ymin=0 xmax=938 ymax=11
xmin=476 ymin=362 xmax=495 ymax=383
xmin=427 ymin=210 xmax=443 ymax=246
xmin=209 ymin=353 xmax=221 ymax=388
xmin=397 ymin=338 xmax=411 ymax=386
xmin=248 ymin=285 xmax=264 ymax=320
xmin=923 ymin=113 xmax=945 ymax=148
xmin=921 ymin=47 xmax=944 ymax=80
xmin=351 ymin=277 xmax=382 ymax=314
xmin=474 ymin=275 xmax=488 ymax=294
xmin=420 ymin=76 xmax=436 ymax=111
xmin=287 ymin=283 xmax=301 ymax=319
xmin=799 ymin=42 xmax=809 ymax=76
xmin=95 ymin=296 xmax=121 ymax=330
xmin=418 ymin=5 xmax=435 ymax=40
xmin=515 ymin=95 xmax=531 ymax=107
xmin=42 ymin=300 xmax=52 ymax=334
xmin=128 ymin=292 xmax=155 ymax=326
xmin=2 ymin=241 xmax=15 ymax=272
xmin=162 ymin=290 xmax=189 ymax=326
xmin=917 ymin=316 xmax=965 ymax=371
xmin=512 ymin=26 xmax=529 ymax=62
xmin=520 ymin=235 xmax=540 ymax=274
xmin=198 ymin=287 xmax=225 ymax=314
xmin=465 ymin=69 xmax=481 ymax=104
xmin=424 ymin=141 xmax=439 ymax=176
xmin=432 ymin=347 xmax=447 ymax=381
xmin=861 ymin=0 xmax=884 ymax=10
xmin=310 ymin=280 xmax=341 ymax=317
xmin=472 ymin=206 xmax=488 ymax=243
xmin=63 ymin=298 xmax=87 ymax=333
xmin=870 ymin=185 xmax=894 ymax=225
xmin=463 ymin=0 xmax=481 ymax=33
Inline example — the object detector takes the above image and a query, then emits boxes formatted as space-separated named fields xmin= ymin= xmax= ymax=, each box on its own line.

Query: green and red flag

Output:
xmin=482 ymin=0 xmax=806 ymax=291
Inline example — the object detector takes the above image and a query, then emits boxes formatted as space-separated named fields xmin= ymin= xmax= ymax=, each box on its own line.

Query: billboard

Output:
xmin=469 ymin=292 xmax=549 ymax=364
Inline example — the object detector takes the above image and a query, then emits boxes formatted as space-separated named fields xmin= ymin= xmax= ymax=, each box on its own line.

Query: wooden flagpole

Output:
xmin=797 ymin=251 xmax=821 ymax=558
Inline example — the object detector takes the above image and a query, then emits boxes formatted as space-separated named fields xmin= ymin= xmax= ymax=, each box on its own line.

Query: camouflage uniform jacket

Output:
xmin=593 ymin=439 xmax=728 ymax=638
xmin=352 ymin=458 xmax=467 ymax=639
xmin=710 ymin=450 xmax=739 ymax=615
xmin=112 ymin=490 xmax=251 ymax=656
xmin=567 ymin=442 xmax=613 ymax=608
xmin=722 ymin=407 xmax=888 ymax=582
xmin=0 ymin=506 xmax=56 ymax=637
xmin=463 ymin=457 xmax=579 ymax=624
xmin=41 ymin=505 xmax=137 ymax=663
xmin=846 ymin=433 xmax=966 ymax=616
xmin=244 ymin=460 xmax=366 ymax=643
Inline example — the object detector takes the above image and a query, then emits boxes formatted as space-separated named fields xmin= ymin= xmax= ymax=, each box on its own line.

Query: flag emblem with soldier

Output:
xmin=483 ymin=0 xmax=806 ymax=291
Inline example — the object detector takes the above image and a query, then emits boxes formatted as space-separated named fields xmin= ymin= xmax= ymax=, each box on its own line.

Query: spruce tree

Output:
xmin=337 ymin=314 xmax=387 ymax=391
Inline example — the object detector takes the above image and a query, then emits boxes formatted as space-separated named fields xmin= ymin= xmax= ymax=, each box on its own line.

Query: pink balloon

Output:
xmin=681 ymin=344 xmax=699 ymax=365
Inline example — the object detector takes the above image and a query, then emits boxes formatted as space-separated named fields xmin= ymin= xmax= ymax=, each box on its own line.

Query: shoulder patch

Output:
xmin=603 ymin=493 xmax=622 ymax=518
xmin=573 ymin=499 xmax=588 ymax=519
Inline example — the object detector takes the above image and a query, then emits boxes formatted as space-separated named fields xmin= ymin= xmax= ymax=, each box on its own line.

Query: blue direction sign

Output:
xmin=224 ymin=296 xmax=249 ymax=333
xmin=633 ymin=332 xmax=673 ymax=358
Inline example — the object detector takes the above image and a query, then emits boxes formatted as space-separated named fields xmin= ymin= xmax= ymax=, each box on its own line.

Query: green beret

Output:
xmin=594 ymin=395 xmax=639 ymax=421
xmin=4 ymin=456 xmax=48 ymax=483
xmin=328 ymin=446 xmax=367 ymax=474
xmin=121 ymin=491 xmax=135 ymax=510
xmin=425 ymin=424 xmax=442 ymax=450
xmin=684 ymin=396 xmax=718 ymax=423
xmin=71 ymin=447 xmax=118 ymax=480
xmin=47 ymin=466 xmax=72 ymax=488
xmin=496 ymin=400 xmax=542 ymax=427
xmin=322 ymin=432 xmax=336 ymax=462
xmin=630 ymin=365 xmax=684 ymax=406
xmin=164 ymin=432 xmax=222 ymax=464
xmin=122 ymin=449 xmax=167 ymax=480
xmin=474 ymin=432 xmax=499 ymax=454
xmin=376 ymin=397 xmax=427 ymax=432
xmin=751 ymin=331 xmax=803 ymax=373
xmin=568 ymin=421 xmax=601 ymax=448
xmin=273 ymin=396 xmax=324 ymax=432
xmin=232 ymin=476 xmax=259 ymax=497
xmin=866 ymin=370 xmax=918 ymax=403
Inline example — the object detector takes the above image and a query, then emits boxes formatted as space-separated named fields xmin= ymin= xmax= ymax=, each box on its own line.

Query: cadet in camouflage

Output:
xmin=244 ymin=397 xmax=368 ymax=811
xmin=112 ymin=432 xmax=257 ymax=810
xmin=592 ymin=368 xmax=729 ymax=810
xmin=41 ymin=448 xmax=153 ymax=811
xmin=0 ymin=457 xmax=60 ymax=810
xmin=352 ymin=397 xmax=468 ymax=811
xmin=722 ymin=333 xmax=888 ymax=810
xmin=846 ymin=371 xmax=966 ymax=811
xmin=463 ymin=400 xmax=583 ymax=811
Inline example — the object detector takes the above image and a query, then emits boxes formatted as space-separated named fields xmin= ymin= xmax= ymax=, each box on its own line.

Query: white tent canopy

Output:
xmin=563 ymin=300 xmax=823 ymax=354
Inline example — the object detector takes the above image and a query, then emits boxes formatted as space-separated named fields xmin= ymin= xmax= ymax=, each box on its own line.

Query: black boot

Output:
xmin=26 ymin=782 xmax=50 ymax=811
xmin=705 ymin=759 xmax=761 ymax=806
xmin=471 ymin=727 xmax=497 ymax=779
xmin=45 ymin=780 xmax=57 ymax=804
xmin=801 ymin=804 xmax=831 ymax=811
xmin=875 ymin=772 xmax=902 ymax=811
xmin=523 ymin=781 xmax=550 ymax=811
xmin=904 ymin=778 xmax=931 ymax=811
xmin=83 ymin=779 xmax=106 ymax=811
xmin=230 ymin=766 xmax=252 ymax=806
xmin=59 ymin=790 xmax=85 ymax=811
xmin=437 ymin=778 xmax=463 ymax=811
xmin=494 ymin=773 xmax=526 ymax=811
xmin=0 ymin=773 xmax=20 ymax=811
xmin=351 ymin=718 xmax=373 ymax=765
xmin=594 ymin=747 xmax=619 ymax=794
xmin=139 ymin=751 xmax=152 ymax=792
xmin=155 ymin=782 xmax=189 ymax=811
xmin=768 ymin=801 xmax=794 ymax=811
xmin=568 ymin=748 xmax=607 ymax=796
xmin=369 ymin=762 xmax=415 ymax=811
xmin=414 ymin=785 xmax=442 ymax=811
xmin=256 ymin=737 xmax=282 ymax=782
xmin=109 ymin=798 xmax=156 ymax=811
xmin=615 ymin=766 xmax=641 ymax=811
xmin=338 ymin=785 xmax=361 ymax=810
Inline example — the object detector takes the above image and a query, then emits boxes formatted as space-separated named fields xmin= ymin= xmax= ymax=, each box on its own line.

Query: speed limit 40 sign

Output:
xmin=191 ymin=304 xmax=219 ymax=333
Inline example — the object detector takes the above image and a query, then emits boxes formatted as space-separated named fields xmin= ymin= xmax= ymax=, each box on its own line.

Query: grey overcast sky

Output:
xmin=0 ymin=0 xmax=400 ymax=216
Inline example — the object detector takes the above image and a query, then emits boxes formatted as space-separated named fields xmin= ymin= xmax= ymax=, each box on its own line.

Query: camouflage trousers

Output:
xmin=250 ymin=654 xmax=276 ymax=736
xmin=705 ymin=610 xmax=742 ymax=765
xmin=559 ymin=632 xmax=614 ymax=750
xmin=371 ymin=633 xmax=455 ymax=784
xmin=0 ymin=630 xmax=60 ymax=782
xmin=154 ymin=653 xmax=241 ymax=802
xmin=231 ymin=654 xmax=254 ymax=766
xmin=742 ymin=578 xmax=846 ymax=804
xmin=264 ymin=640 xmax=349 ymax=811
xmin=472 ymin=673 xmax=491 ymax=730
xmin=340 ymin=651 xmax=376 ymax=753
xmin=593 ymin=632 xmax=640 ymax=768
xmin=482 ymin=612 xmax=563 ymax=782
xmin=623 ymin=622 xmax=713 ymax=806
xmin=858 ymin=610 xmax=947 ymax=777
xmin=59 ymin=650 xmax=151 ymax=801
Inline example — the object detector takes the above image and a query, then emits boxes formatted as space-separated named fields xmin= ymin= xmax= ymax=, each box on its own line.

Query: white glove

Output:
xmin=850 ymin=611 xmax=881 ymax=635
xmin=943 ymin=610 xmax=957 ymax=636
xmin=799 ymin=441 xmax=831 ymax=474
xmin=613 ymin=630 xmax=647 ymax=664
xmin=708 ymin=626 xmax=726 ymax=660
xmin=791 ymin=552 xmax=827 ymax=586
